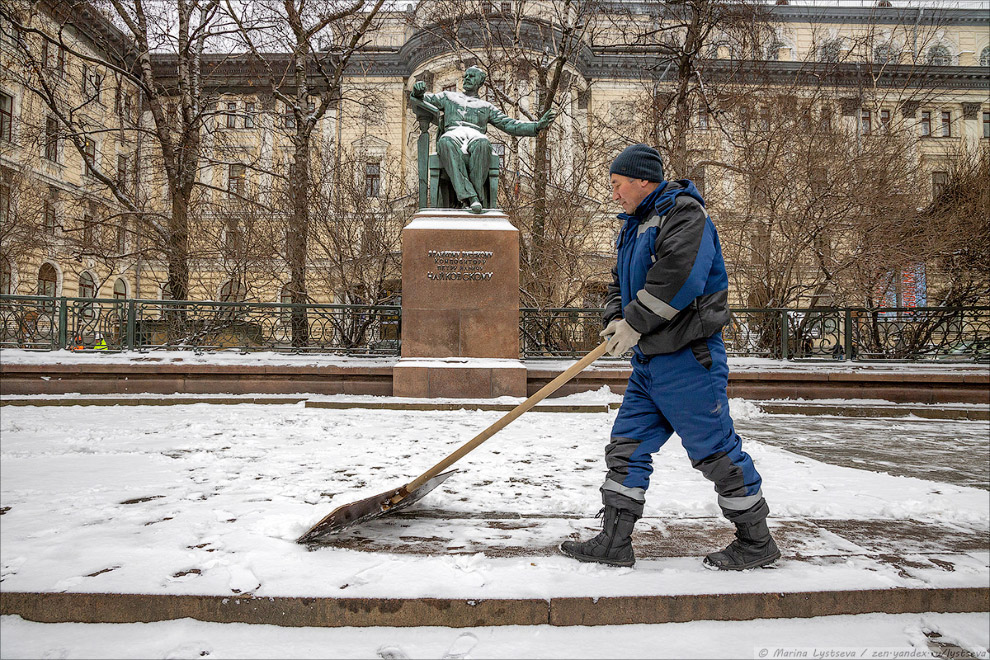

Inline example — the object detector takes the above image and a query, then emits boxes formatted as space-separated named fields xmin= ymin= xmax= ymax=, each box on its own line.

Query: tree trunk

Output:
xmin=288 ymin=135 xmax=310 ymax=347
xmin=167 ymin=190 xmax=190 ymax=302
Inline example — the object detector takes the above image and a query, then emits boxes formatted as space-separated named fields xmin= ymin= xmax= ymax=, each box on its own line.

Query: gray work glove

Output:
xmin=601 ymin=319 xmax=641 ymax=356
xmin=599 ymin=318 xmax=621 ymax=340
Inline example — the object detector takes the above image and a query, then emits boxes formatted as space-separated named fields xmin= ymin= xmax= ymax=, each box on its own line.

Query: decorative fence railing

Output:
xmin=2 ymin=295 xmax=987 ymax=361
xmin=520 ymin=306 xmax=990 ymax=362
xmin=0 ymin=295 xmax=401 ymax=355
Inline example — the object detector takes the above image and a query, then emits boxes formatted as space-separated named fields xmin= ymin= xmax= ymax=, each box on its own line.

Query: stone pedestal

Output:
xmin=395 ymin=210 xmax=525 ymax=398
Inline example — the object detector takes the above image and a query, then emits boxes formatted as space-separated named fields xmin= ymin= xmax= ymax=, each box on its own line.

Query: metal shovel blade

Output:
xmin=296 ymin=470 xmax=458 ymax=545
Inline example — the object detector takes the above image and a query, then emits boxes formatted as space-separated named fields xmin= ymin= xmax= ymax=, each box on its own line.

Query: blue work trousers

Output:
xmin=602 ymin=333 xmax=765 ymax=519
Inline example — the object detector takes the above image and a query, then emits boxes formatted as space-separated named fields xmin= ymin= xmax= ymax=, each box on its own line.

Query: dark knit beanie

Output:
xmin=609 ymin=143 xmax=664 ymax=182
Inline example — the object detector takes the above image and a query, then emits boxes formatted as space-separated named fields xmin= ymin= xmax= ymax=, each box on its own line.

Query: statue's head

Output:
xmin=462 ymin=66 xmax=487 ymax=93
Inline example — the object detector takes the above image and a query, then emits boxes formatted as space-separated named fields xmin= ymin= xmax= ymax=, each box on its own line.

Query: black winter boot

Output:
xmin=703 ymin=519 xmax=780 ymax=570
xmin=559 ymin=506 xmax=638 ymax=567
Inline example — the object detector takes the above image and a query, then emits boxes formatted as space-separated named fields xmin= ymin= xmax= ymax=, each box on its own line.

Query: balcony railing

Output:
xmin=2 ymin=295 xmax=987 ymax=362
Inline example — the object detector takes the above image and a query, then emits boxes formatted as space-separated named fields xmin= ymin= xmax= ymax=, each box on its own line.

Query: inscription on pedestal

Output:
xmin=426 ymin=249 xmax=495 ymax=282
xmin=401 ymin=211 xmax=519 ymax=362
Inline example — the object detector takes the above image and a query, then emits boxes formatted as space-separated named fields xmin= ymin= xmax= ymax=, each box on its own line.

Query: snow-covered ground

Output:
xmin=1 ymin=399 xmax=987 ymax=600
xmin=2 ymin=612 xmax=989 ymax=659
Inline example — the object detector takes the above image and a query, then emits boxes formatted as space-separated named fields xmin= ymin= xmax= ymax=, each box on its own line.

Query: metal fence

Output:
xmin=2 ymin=295 xmax=987 ymax=361
xmin=0 ymin=295 xmax=401 ymax=355
xmin=521 ymin=306 xmax=990 ymax=362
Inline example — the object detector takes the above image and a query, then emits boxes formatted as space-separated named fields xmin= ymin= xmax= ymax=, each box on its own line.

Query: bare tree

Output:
xmin=308 ymin=148 xmax=408 ymax=348
xmin=223 ymin=0 xmax=385 ymax=346
xmin=1 ymin=0 xmax=233 ymax=302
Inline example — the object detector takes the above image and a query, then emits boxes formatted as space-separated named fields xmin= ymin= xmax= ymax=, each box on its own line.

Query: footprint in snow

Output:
xmin=228 ymin=565 xmax=260 ymax=594
xmin=443 ymin=632 xmax=479 ymax=659
xmin=377 ymin=646 xmax=409 ymax=659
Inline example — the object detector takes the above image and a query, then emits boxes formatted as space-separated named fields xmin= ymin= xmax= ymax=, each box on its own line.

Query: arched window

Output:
xmin=927 ymin=44 xmax=951 ymax=66
xmin=1 ymin=257 xmax=13 ymax=295
xmin=218 ymin=279 xmax=245 ymax=302
xmin=78 ymin=271 xmax=97 ymax=298
xmin=873 ymin=43 xmax=897 ymax=65
xmin=980 ymin=47 xmax=990 ymax=68
xmin=37 ymin=263 xmax=58 ymax=297
xmin=113 ymin=278 xmax=127 ymax=299
xmin=819 ymin=39 xmax=843 ymax=63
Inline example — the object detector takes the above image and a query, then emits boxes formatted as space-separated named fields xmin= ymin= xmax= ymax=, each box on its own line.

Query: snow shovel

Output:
xmin=297 ymin=340 xmax=610 ymax=544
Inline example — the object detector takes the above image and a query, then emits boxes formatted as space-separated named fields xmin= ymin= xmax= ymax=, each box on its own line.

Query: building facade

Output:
xmin=2 ymin=0 xmax=988 ymax=310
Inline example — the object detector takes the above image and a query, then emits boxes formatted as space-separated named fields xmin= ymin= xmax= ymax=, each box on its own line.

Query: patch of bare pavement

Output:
xmin=736 ymin=415 xmax=990 ymax=490
xmin=320 ymin=511 xmax=989 ymax=576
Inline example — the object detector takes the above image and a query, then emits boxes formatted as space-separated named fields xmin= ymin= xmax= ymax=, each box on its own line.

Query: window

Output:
xmin=819 ymin=39 xmax=842 ymax=63
xmin=739 ymin=106 xmax=751 ymax=131
xmin=364 ymin=160 xmax=380 ymax=198
xmin=284 ymin=109 xmax=296 ymax=129
xmin=861 ymin=109 xmax=871 ymax=135
xmin=500 ymin=2 xmax=512 ymax=12
xmin=228 ymin=163 xmax=245 ymax=197
xmin=983 ymin=111 xmax=990 ymax=139
xmin=766 ymin=40 xmax=785 ymax=61
xmin=931 ymin=171 xmax=948 ymax=200
xmin=442 ymin=83 xmax=456 ymax=93
xmin=880 ymin=109 xmax=891 ymax=131
xmin=819 ymin=107 xmax=833 ymax=131
xmin=56 ymin=45 xmax=65 ymax=77
xmin=920 ymin=111 xmax=931 ymax=137
xmin=873 ymin=43 xmax=896 ymax=64
xmin=123 ymin=93 xmax=133 ymax=122
xmin=83 ymin=137 xmax=96 ymax=176
xmin=697 ymin=105 xmax=709 ymax=130
xmin=927 ymin=44 xmax=951 ymax=66
xmin=0 ymin=92 xmax=12 ymax=142
xmin=78 ymin=271 xmax=97 ymax=299
xmin=226 ymin=102 xmax=236 ymax=128
xmin=1 ymin=257 xmax=12 ymax=295
xmin=0 ymin=170 xmax=9 ymax=227
xmin=43 ymin=197 xmax=56 ymax=234
xmin=82 ymin=213 xmax=95 ymax=246
xmin=116 ymin=219 xmax=127 ymax=253
xmin=218 ymin=279 xmax=245 ymax=302
xmin=940 ymin=110 xmax=951 ymax=137
xmin=492 ymin=142 xmax=506 ymax=169
xmin=1 ymin=15 xmax=22 ymax=47
xmin=758 ymin=106 xmax=770 ymax=132
xmin=117 ymin=154 xmax=129 ymax=192
xmin=38 ymin=263 xmax=58 ymax=297
xmin=244 ymin=102 xmax=255 ymax=128
xmin=113 ymin=278 xmax=127 ymax=300
xmin=81 ymin=63 xmax=102 ymax=102
xmin=41 ymin=38 xmax=49 ymax=69
xmin=43 ymin=116 xmax=59 ymax=161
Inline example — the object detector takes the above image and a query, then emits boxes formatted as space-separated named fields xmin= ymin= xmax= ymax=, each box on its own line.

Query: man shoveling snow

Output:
xmin=560 ymin=143 xmax=781 ymax=571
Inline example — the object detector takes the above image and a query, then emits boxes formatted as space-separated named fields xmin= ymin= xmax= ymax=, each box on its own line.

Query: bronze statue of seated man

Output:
xmin=411 ymin=66 xmax=556 ymax=213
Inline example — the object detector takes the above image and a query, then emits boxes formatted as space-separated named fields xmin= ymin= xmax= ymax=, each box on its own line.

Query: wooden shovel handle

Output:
xmin=394 ymin=341 xmax=610 ymax=502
